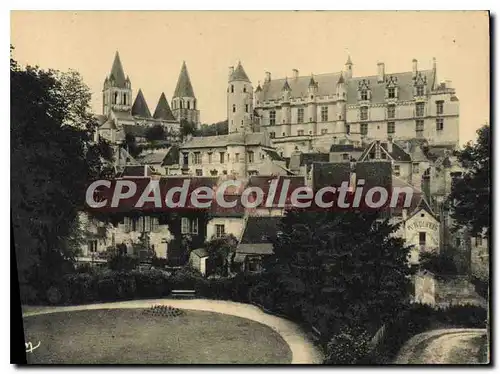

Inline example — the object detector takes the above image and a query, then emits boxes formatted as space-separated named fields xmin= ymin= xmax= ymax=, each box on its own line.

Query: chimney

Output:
xmin=387 ymin=137 xmax=393 ymax=153
xmin=228 ymin=66 xmax=234 ymax=80
xmin=377 ymin=62 xmax=385 ymax=83
xmin=292 ymin=69 xmax=299 ymax=79
xmin=412 ymin=59 xmax=418 ymax=78
xmin=265 ymin=71 xmax=271 ymax=83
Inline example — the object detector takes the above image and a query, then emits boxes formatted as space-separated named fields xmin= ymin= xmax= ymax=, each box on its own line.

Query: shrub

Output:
xmin=62 ymin=273 xmax=96 ymax=304
xmin=19 ymin=284 xmax=39 ymax=305
xmin=108 ymin=253 xmax=139 ymax=271
xmin=131 ymin=269 xmax=170 ymax=298
xmin=324 ymin=326 xmax=372 ymax=364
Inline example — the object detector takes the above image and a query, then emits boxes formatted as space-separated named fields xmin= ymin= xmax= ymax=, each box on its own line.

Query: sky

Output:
xmin=11 ymin=10 xmax=489 ymax=144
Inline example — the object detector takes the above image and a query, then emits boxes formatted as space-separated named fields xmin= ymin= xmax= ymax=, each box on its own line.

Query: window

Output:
xmin=361 ymin=89 xmax=368 ymax=101
xmin=416 ymin=102 xmax=425 ymax=117
xmin=187 ymin=101 xmax=191 ymax=109
xmin=180 ymin=100 xmax=183 ymax=109
xmin=219 ymin=152 xmax=225 ymax=163
xmin=269 ymin=110 xmax=276 ymax=125
xmin=297 ymin=130 xmax=304 ymax=136
xmin=269 ymin=131 xmax=275 ymax=139
xmin=394 ymin=165 xmax=400 ymax=176
xmin=416 ymin=119 xmax=424 ymax=137
xmin=195 ymin=169 xmax=202 ymax=176
xmin=297 ymin=108 xmax=304 ymax=123
xmin=235 ymin=153 xmax=240 ymax=162
xmin=321 ymin=129 xmax=327 ymax=135
xmin=231 ymin=85 xmax=234 ymax=93
xmin=182 ymin=218 xmax=199 ymax=235
xmin=387 ymin=104 xmax=396 ymax=119
xmin=387 ymin=122 xmax=395 ymax=134
xmin=232 ymin=104 xmax=236 ymax=113
xmin=248 ymin=151 xmax=254 ymax=163
xmin=381 ymin=152 xmax=387 ymax=159
xmin=243 ymin=85 xmax=247 ymax=93
xmin=360 ymin=107 xmax=368 ymax=121
xmin=475 ymin=236 xmax=483 ymax=247
xmin=413 ymin=163 xmax=420 ymax=174
xmin=245 ymin=104 xmax=249 ymax=113
xmin=436 ymin=118 xmax=444 ymax=131
xmin=215 ymin=224 xmax=225 ymax=238
xmin=193 ymin=152 xmax=201 ymax=164
xmin=419 ymin=232 xmax=426 ymax=246
xmin=182 ymin=153 xmax=189 ymax=165
xmin=345 ymin=124 xmax=350 ymax=134
xmin=360 ymin=123 xmax=368 ymax=136
xmin=87 ymin=240 xmax=98 ymax=253
xmin=282 ymin=132 xmax=286 ymax=137
xmin=114 ymin=92 xmax=118 ymax=104
xmin=388 ymin=87 xmax=396 ymax=99
xmin=416 ymin=85 xmax=425 ymax=96
xmin=208 ymin=152 xmax=212 ymax=164
xmin=192 ymin=218 xmax=199 ymax=235
xmin=123 ymin=93 xmax=127 ymax=105
xmin=342 ymin=153 xmax=349 ymax=161
xmin=152 ymin=217 xmax=159 ymax=233
xmin=436 ymin=100 xmax=444 ymax=115
xmin=321 ymin=106 xmax=328 ymax=122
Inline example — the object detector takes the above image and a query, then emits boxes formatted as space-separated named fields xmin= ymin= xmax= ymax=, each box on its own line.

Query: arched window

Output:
xmin=123 ymin=93 xmax=127 ymax=105
xmin=180 ymin=100 xmax=183 ymax=109
xmin=231 ymin=85 xmax=234 ymax=93
xmin=193 ymin=100 xmax=196 ymax=110
xmin=243 ymin=85 xmax=247 ymax=93
xmin=187 ymin=101 xmax=191 ymax=109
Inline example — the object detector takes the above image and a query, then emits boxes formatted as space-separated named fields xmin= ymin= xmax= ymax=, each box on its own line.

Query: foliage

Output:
xmin=419 ymin=251 xmax=458 ymax=275
xmin=196 ymin=120 xmax=228 ymax=136
xmin=324 ymin=326 xmax=372 ymax=364
xmin=123 ymin=133 xmax=141 ymax=158
xmin=204 ymin=235 xmax=238 ymax=276
xmin=145 ymin=124 xmax=166 ymax=142
xmin=11 ymin=51 xmax=108 ymax=297
xmin=107 ymin=252 xmax=139 ymax=271
xmin=261 ymin=209 xmax=413 ymax=333
xmin=180 ymin=119 xmax=197 ymax=140
xmin=449 ymin=125 xmax=490 ymax=237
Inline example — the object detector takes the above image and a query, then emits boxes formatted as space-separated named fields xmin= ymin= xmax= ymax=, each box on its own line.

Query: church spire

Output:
xmin=109 ymin=51 xmax=128 ymax=88
xmin=153 ymin=92 xmax=175 ymax=120
xmin=173 ymin=61 xmax=195 ymax=98
xmin=131 ymin=89 xmax=151 ymax=118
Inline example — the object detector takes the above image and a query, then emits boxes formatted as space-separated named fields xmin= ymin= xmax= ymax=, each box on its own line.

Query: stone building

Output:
xmin=253 ymin=57 xmax=459 ymax=158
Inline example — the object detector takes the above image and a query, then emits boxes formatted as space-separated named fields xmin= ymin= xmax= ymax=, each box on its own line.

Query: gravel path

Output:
xmin=23 ymin=299 xmax=323 ymax=364
xmin=394 ymin=328 xmax=487 ymax=364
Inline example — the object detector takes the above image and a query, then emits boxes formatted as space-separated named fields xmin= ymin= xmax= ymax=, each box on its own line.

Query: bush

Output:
xmin=324 ymin=326 xmax=372 ymax=364
xmin=131 ymin=269 xmax=170 ymax=298
xmin=96 ymin=271 xmax=137 ymax=301
xmin=19 ymin=284 xmax=39 ymax=305
xmin=62 ymin=273 xmax=96 ymax=304
xmin=108 ymin=253 xmax=139 ymax=271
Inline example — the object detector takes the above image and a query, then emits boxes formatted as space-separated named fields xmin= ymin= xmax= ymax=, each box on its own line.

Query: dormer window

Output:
xmin=388 ymin=87 xmax=395 ymax=99
xmin=416 ymin=85 xmax=425 ymax=96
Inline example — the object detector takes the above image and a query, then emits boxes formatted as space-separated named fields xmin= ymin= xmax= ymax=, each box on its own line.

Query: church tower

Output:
xmin=102 ymin=51 xmax=132 ymax=116
xmin=227 ymin=61 xmax=253 ymax=134
xmin=171 ymin=61 xmax=200 ymax=127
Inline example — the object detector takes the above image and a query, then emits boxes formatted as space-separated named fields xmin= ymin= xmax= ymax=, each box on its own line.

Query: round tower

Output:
xmin=336 ymin=73 xmax=347 ymax=133
xmin=227 ymin=61 xmax=253 ymax=134
xmin=281 ymin=78 xmax=292 ymax=136
xmin=307 ymin=75 xmax=318 ymax=124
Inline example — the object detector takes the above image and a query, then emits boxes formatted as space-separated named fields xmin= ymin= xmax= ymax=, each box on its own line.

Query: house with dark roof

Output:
xmin=233 ymin=216 xmax=281 ymax=273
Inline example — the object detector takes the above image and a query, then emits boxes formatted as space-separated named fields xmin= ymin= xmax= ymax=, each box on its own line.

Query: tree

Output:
xmin=180 ymin=119 xmax=197 ymax=140
xmin=123 ymin=133 xmax=141 ymax=158
xmin=145 ymin=124 xmax=166 ymax=142
xmin=11 ymin=51 xmax=107 ymax=293
xmin=205 ymin=235 xmax=237 ymax=276
xmin=261 ymin=209 xmax=412 ymax=334
xmin=448 ymin=125 xmax=490 ymax=238
xmin=196 ymin=120 xmax=228 ymax=136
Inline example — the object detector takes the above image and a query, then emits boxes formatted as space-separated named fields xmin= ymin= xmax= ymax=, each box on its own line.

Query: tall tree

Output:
xmin=262 ymin=209 xmax=412 ymax=334
xmin=448 ymin=125 xmax=490 ymax=238
xmin=11 ymin=51 xmax=108 ymax=291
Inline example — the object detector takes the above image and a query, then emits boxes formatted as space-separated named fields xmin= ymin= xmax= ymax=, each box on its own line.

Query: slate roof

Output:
xmin=359 ymin=141 xmax=412 ymax=162
xmin=173 ymin=61 xmax=195 ymax=98
xmin=100 ymin=118 xmax=116 ymax=130
xmin=260 ymin=69 xmax=436 ymax=104
xmin=330 ymin=144 xmax=364 ymax=153
xmin=264 ymin=148 xmax=285 ymax=161
xmin=191 ymin=248 xmax=209 ymax=258
xmin=131 ymin=89 xmax=152 ymax=118
xmin=240 ymin=216 xmax=282 ymax=245
xmin=118 ymin=165 xmax=154 ymax=177
xmin=180 ymin=132 xmax=271 ymax=149
xmin=138 ymin=151 xmax=169 ymax=165
xmin=289 ymin=152 xmax=330 ymax=172
xmin=112 ymin=110 xmax=135 ymax=121
xmin=230 ymin=62 xmax=251 ymax=83
xmin=153 ymin=92 xmax=176 ymax=121
xmin=312 ymin=162 xmax=352 ymax=190
xmin=95 ymin=114 xmax=108 ymax=126
xmin=108 ymin=51 xmax=128 ymax=88
xmin=392 ymin=176 xmax=436 ymax=219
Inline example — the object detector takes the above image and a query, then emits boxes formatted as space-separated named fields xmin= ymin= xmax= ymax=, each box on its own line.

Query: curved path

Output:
xmin=23 ymin=299 xmax=323 ymax=364
xmin=394 ymin=328 xmax=487 ymax=364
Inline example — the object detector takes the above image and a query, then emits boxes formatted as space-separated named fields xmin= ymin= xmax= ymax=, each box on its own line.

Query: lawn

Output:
xmin=23 ymin=308 xmax=292 ymax=364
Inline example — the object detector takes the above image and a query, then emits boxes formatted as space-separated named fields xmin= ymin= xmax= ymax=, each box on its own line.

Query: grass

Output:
xmin=23 ymin=308 xmax=292 ymax=364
